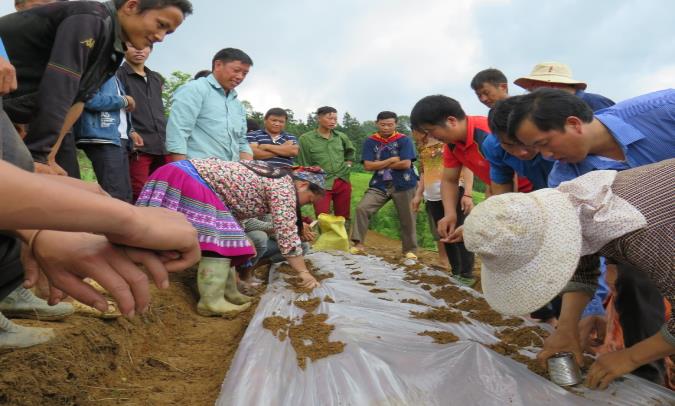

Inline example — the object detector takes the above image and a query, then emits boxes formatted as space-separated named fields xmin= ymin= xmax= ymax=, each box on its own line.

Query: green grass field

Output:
xmin=305 ymin=171 xmax=485 ymax=250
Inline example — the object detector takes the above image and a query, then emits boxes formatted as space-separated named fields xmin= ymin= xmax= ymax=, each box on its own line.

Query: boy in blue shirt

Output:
xmin=350 ymin=111 xmax=418 ymax=260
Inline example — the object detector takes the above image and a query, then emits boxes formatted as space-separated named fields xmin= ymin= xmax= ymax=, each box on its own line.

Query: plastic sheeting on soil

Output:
xmin=217 ymin=252 xmax=675 ymax=406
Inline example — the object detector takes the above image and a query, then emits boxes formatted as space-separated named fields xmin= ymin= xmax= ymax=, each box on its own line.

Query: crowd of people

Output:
xmin=0 ymin=0 xmax=672 ymax=394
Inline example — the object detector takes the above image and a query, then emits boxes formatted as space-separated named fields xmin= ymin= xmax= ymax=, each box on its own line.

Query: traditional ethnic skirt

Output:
xmin=135 ymin=160 xmax=254 ymax=266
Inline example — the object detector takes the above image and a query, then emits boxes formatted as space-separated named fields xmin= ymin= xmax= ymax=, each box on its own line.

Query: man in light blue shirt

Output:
xmin=508 ymin=88 xmax=675 ymax=187
xmin=166 ymin=48 xmax=253 ymax=161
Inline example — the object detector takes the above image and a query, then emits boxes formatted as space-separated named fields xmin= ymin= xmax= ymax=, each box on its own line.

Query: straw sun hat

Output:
xmin=514 ymin=61 xmax=587 ymax=90
xmin=463 ymin=170 xmax=646 ymax=316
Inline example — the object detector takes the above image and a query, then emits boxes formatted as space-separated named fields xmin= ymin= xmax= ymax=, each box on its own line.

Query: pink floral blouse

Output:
xmin=191 ymin=159 xmax=303 ymax=257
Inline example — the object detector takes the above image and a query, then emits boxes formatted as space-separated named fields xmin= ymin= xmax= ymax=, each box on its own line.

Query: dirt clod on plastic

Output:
xmin=420 ymin=284 xmax=432 ymax=291
xmin=404 ymin=272 xmax=450 ymax=286
xmin=359 ymin=282 xmax=376 ymax=286
xmin=496 ymin=326 xmax=550 ymax=348
xmin=511 ymin=354 xmax=547 ymax=377
xmin=401 ymin=298 xmax=428 ymax=306
xmin=369 ymin=288 xmax=387 ymax=294
xmin=323 ymin=295 xmax=335 ymax=303
xmin=469 ymin=309 xmax=524 ymax=327
xmin=453 ymin=296 xmax=491 ymax=312
xmin=294 ymin=298 xmax=321 ymax=313
xmin=350 ymin=271 xmax=363 ymax=275
xmin=418 ymin=330 xmax=459 ymax=344
xmin=262 ymin=316 xmax=292 ymax=341
xmin=289 ymin=313 xmax=346 ymax=370
xmin=430 ymin=285 xmax=473 ymax=305
xmin=410 ymin=307 xmax=467 ymax=323
xmin=485 ymin=341 xmax=519 ymax=356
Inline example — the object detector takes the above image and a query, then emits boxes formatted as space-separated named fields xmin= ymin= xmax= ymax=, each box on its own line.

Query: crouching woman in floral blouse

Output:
xmin=136 ymin=159 xmax=325 ymax=317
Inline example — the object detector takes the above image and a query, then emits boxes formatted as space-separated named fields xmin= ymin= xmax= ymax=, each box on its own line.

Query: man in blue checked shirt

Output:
xmin=247 ymin=107 xmax=298 ymax=167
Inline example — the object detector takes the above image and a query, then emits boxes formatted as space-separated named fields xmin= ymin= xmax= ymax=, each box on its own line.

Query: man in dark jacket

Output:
xmin=0 ymin=0 xmax=192 ymax=175
xmin=117 ymin=42 xmax=168 ymax=201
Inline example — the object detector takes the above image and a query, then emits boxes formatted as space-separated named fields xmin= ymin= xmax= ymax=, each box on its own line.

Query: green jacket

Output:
xmin=297 ymin=129 xmax=355 ymax=189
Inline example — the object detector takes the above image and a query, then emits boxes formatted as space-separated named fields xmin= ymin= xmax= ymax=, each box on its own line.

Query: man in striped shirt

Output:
xmin=247 ymin=107 xmax=298 ymax=167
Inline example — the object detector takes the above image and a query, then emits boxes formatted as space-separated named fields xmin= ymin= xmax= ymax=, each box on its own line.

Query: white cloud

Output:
xmin=634 ymin=65 xmax=675 ymax=95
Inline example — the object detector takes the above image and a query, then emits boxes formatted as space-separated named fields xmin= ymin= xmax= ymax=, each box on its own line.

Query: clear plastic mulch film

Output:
xmin=217 ymin=252 xmax=675 ymax=406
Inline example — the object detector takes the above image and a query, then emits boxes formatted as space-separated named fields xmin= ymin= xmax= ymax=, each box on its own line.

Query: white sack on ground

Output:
xmin=218 ymin=252 xmax=675 ymax=406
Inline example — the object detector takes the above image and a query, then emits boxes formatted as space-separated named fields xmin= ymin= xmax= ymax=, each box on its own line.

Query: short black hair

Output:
xmin=470 ymin=68 xmax=508 ymax=91
xmin=316 ymin=106 xmax=337 ymax=116
xmin=193 ymin=70 xmax=211 ymax=80
xmin=246 ymin=119 xmax=260 ymax=133
xmin=264 ymin=107 xmax=288 ymax=120
xmin=211 ymin=48 xmax=253 ymax=70
xmin=376 ymin=111 xmax=398 ymax=122
xmin=488 ymin=97 xmax=520 ymax=142
xmin=114 ymin=0 xmax=193 ymax=16
xmin=507 ymin=88 xmax=594 ymax=140
xmin=410 ymin=95 xmax=466 ymax=130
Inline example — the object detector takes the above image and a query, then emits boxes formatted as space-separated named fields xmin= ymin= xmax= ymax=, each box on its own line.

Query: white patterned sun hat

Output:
xmin=463 ymin=170 xmax=646 ymax=316
xmin=463 ymin=189 xmax=581 ymax=316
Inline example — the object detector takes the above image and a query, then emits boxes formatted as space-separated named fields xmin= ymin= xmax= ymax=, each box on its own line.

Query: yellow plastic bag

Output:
xmin=312 ymin=213 xmax=350 ymax=252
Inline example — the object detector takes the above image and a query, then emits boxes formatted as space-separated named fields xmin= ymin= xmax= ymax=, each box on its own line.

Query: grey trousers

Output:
xmin=351 ymin=185 xmax=417 ymax=253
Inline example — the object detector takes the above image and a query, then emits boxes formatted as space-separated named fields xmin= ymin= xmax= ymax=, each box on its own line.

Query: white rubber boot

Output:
xmin=224 ymin=266 xmax=253 ymax=305
xmin=0 ymin=311 xmax=54 ymax=350
xmin=196 ymin=257 xmax=251 ymax=317
xmin=0 ymin=286 xmax=74 ymax=321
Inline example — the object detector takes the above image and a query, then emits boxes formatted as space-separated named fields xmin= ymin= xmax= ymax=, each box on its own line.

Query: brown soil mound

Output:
xmin=400 ymin=298 xmax=429 ymax=306
xmin=486 ymin=341 xmax=520 ymax=356
xmin=430 ymin=285 xmax=473 ymax=305
xmin=294 ymin=298 xmax=321 ymax=313
xmin=378 ymin=297 xmax=393 ymax=302
xmin=0 ymin=270 xmax=254 ymax=405
xmin=469 ymin=309 xmax=524 ymax=327
xmin=496 ymin=326 xmax=550 ymax=348
xmin=420 ymin=284 xmax=432 ymax=291
xmin=262 ymin=316 xmax=292 ymax=341
xmin=369 ymin=288 xmax=387 ymax=294
xmin=404 ymin=272 xmax=451 ymax=286
xmin=289 ymin=313 xmax=346 ymax=370
xmin=283 ymin=277 xmax=314 ymax=294
xmin=359 ymin=282 xmax=377 ymax=286
xmin=410 ymin=307 xmax=467 ymax=323
xmin=418 ymin=330 xmax=459 ymax=344
xmin=453 ymin=296 xmax=491 ymax=312
xmin=511 ymin=354 xmax=547 ymax=378
xmin=323 ymin=296 xmax=335 ymax=303
xmin=350 ymin=271 xmax=363 ymax=275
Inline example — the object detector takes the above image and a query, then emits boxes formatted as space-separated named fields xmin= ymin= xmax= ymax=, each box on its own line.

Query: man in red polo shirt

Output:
xmin=410 ymin=95 xmax=532 ymax=240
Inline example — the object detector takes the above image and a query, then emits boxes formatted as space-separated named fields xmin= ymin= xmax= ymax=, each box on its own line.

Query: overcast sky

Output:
xmin=2 ymin=0 xmax=674 ymax=122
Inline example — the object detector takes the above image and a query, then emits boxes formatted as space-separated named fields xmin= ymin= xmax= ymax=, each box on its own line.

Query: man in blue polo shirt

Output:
xmin=247 ymin=107 xmax=298 ymax=167
xmin=482 ymin=97 xmax=554 ymax=193
xmin=509 ymin=88 xmax=675 ymax=187
xmin=350 ymin=111 xmax=418 ymax=260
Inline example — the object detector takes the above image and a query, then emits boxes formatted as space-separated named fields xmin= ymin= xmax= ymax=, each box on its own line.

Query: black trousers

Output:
xmin=0 ymin=236 xmax=24 ymax=301
xmin=80 ymin=139 xmax=132 ymax=203
xmin=55 ymin=132 xmax=81 ymax=179
xmin=425 ymin=187 xmax=474 ymax=277
xmin=615 ymin=263 xmax=667 ymax=384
